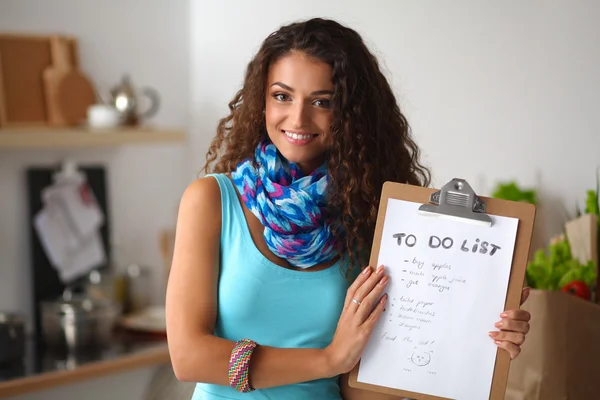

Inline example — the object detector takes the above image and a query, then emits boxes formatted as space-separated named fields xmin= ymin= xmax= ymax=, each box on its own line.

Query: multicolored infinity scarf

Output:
xmin=231 ymin=140 xmax=340 ymax=268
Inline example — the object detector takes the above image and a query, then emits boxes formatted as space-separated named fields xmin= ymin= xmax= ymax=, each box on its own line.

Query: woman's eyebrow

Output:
xmin=311 ymin=89 xmax=334 ymax=96
xmin=271 ymin=81 xmax=294 ymax=91
xmin=270 ymin=82 xmax=333 ymax=96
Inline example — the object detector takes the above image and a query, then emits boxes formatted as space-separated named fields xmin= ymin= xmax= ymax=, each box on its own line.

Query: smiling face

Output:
xmin=265 ymin=51 xmax=334 ymax=175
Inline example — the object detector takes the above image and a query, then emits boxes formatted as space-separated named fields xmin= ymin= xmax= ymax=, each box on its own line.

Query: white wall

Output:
xmin=191 ymin=0 xmax=600 ymax=251
xmin=1 ymin=0 xmax=190 ymax=398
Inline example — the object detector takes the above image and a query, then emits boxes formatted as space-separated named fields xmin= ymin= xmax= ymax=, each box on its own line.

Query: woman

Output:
xmin=166 ymin=18 xmax=531 ymax=400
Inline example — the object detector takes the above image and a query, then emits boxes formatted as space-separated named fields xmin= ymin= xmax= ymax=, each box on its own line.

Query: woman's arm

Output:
xmin=165 ymin=177 xmax=335 ymax=388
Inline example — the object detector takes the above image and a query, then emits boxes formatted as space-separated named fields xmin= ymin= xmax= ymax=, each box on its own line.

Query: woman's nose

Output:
xmin=290 ymin=102 xmax=309 ymax=128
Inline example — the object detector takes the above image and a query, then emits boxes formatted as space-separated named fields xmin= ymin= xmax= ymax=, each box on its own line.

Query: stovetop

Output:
xmin=0 ymin=331 xmax=166 ymax=382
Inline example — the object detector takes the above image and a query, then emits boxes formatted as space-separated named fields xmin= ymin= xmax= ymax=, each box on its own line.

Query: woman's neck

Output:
xmin=294 ymin=157 xmax=327 ymax=176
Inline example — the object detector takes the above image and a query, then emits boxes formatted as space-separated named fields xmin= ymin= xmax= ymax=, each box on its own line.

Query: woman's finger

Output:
xmin=363 ymin=293 xmax=388 ymax=329
xmin=494 ymin=339 xmax=521 ymax=360
xmin=343 ymin=266 xmax=373 ymax=310
xmin=350 ymin=266 xmax=386 ymax=310
xmin=489 ymin=330 xmax=526 ymax=346
xmin=500 ymin=309 xmax=531 ymax=322
xmin=495 ymin=318 xmax=530 ymax=334
xmin=520 ymin=287 xmax=531 ymax=305
xmin=354 ymin=274 xmax=390 ymax=322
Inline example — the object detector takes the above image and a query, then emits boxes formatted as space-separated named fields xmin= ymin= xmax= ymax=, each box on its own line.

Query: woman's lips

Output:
xmin=281 ymin=130 xmax=317 ymax=145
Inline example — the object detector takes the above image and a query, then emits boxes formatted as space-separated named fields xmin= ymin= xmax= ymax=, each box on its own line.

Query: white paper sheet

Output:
xmin=42 ymin=181 xmax=104 ymax=239
xmin=34 ymin=176 xmax=106 ymax=284
xmin=357 ymin=199 xmax=519 ymax=400
xmin=34 ymin=202 xmax=107 ymax=283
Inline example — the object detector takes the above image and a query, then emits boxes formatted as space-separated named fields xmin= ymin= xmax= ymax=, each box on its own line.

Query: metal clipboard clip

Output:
xmin=418 ymin=178 xmax=493 ymax=227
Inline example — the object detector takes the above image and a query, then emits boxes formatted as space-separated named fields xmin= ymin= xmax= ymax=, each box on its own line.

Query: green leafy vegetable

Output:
xmin=494 ymin=173 xmax=599 ymax=296
xmin=526 ymin=235 xmax=597 ymax=290
xmin=584 ymin=189 xmax=599 ymax=216
xmin=491 ymin=181 xmax=537 ymax=205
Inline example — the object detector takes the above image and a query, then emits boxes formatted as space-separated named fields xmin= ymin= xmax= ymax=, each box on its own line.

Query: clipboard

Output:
xmin=348 ymin=178 xmax=536 ymax=400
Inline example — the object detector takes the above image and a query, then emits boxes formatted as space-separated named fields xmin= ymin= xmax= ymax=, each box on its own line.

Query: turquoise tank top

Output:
xmin=192 ymin=174 xmax=354 ymax=400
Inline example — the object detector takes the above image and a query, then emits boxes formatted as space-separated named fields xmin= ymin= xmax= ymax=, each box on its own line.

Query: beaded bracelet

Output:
xmin=228 ymin=338 xmax=258 ymax=393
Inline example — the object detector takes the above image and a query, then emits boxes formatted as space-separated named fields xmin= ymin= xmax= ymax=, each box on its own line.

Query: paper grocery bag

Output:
xmin=505 ymin=289 xmax=600 ymax=400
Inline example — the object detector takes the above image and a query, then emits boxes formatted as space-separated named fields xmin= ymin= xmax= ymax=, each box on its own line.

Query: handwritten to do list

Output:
xmin=357 ymin=199 xmax=519 ymax=400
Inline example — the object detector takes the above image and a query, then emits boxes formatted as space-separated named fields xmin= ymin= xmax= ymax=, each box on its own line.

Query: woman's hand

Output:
xmin=489 ymin=287 xmax=531 ymax=359
xmin=324 ymin=265 xmax=390 ymax=376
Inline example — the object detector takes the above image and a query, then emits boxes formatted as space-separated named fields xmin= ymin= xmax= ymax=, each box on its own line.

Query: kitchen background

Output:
xmin=1 ymin=0 xmax=599 ymax=399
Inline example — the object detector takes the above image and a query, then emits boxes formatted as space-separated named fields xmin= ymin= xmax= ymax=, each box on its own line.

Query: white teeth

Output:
xmin=284 ymin=131 xmax=314 ymax=140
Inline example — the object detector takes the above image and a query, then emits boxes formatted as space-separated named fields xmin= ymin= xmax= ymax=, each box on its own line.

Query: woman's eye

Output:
xmin=274 ymin=93 xmax=290 ymax=102
xmin=313 ymin=99 xmax=331 ymax=108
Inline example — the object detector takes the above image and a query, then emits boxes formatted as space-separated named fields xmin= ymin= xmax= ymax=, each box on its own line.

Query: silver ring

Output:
xmin=351 ymin=298 xmax=361 ymax=306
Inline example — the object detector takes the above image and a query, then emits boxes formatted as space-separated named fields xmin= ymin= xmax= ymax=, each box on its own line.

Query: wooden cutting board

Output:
xmin=43 ymin=35 xmax=96 ymax=126
xmin=0 ymin=52 xmax=6 ymax=126
xmin=0 ymin=33 xmax=79 ymax=127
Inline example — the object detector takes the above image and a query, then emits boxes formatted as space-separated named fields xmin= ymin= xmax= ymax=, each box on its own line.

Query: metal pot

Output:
xmin=0 ymin=312 xmax=25 ymax=365
xmin=40 ymin=290 xmax=121 ymax=354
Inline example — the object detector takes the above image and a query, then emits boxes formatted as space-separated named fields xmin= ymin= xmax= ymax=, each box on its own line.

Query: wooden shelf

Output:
xmin=0 ymin=126 xmax=186 ymax=149
xmin=0 ymin=343 xmax=170 ymax=398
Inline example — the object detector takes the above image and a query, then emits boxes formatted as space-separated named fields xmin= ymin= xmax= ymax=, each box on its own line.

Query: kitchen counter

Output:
xmin=0 ymin=333 xmax=170 ymax=398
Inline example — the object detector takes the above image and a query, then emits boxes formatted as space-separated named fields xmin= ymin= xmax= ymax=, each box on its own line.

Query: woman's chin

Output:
xmin=269 ymin=136 xmax=328 ymax=173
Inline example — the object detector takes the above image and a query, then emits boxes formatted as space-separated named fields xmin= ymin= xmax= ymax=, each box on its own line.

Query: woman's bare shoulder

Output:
xmin=179 ymin=175 xmax=222 ymax=213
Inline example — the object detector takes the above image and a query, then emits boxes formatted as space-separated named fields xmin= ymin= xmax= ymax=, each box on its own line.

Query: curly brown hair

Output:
xmin=203 ymin=18 xmax=430 ymax=275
